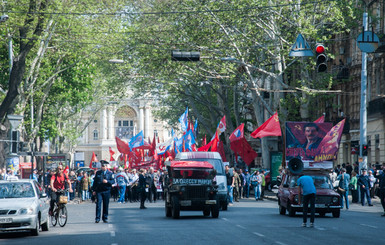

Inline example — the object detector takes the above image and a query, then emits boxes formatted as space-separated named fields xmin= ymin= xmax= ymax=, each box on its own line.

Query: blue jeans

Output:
xmin=244 ymin=184 xmax=250 ymax=198
xmin=360 ymin=188 xmax=372 ymax=206
xmin=96 ymin=190 xmax=110 ymax=221
xmin=340 ymin=189 xmax=349 ymax=209
xmin=227 ymin=185 xmax=234 ymax=203
xmin=82 ymin=190 xmax=89 ymax=200
xmin=254 ymin=184 xmax=261 ymax=200
xmin=118 ymin=185 xmax=126 ymax=203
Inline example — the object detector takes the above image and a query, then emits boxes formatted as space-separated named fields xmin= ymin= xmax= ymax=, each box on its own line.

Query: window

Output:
xmin=93 ymin=130 xmax=99 ymax=140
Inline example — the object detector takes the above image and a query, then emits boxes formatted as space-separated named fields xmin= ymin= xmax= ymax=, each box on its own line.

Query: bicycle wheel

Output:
xmin=58 ymin=205 xmax=67 ymax=227
xmin=50 ymin=205 xmax=58 ymax=227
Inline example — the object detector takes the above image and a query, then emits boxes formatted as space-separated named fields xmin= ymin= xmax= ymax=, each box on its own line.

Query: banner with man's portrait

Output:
xmin=285 ymin=122 xmax=333 ymax=163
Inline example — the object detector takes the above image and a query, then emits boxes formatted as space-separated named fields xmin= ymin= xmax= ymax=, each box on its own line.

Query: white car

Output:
xmin=0 ymin=179 xmax=50 ymax=236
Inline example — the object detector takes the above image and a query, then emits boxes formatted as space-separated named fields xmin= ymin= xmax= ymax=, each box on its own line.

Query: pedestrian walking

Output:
xmin=375 ymin=163 xmax=385 ymax=216
xmin=297 ymin=174 xmax=316 ymax=228
xmin=92 ymin=160 xmax=115 ymax=223
xmin=139 ymin=169 xmax=147 ymax=209
xmin=337 ymin=168 xmax=350 ymax=209
xmin=251 ymin=170 xmax=262 ymax=201
xmin=225 ymin=165 xmax=234 ymax=205
xmin=115 ymin=167 xmax=129 ymax=203
xmin=350 ymin=171 xmax=358 ymax=203
xmin=357 ymin=169 xmax=373 ymax=206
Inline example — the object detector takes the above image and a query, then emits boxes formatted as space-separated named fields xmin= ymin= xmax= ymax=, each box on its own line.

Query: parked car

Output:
xmin=175 ymin=151 xmax=228 ymax=210
xmin=0 ymin=179 xmax=50 ymax=235
xmin=277 ymin=169 xmax=341 ymax=218
xmin=164 ymin=160 xmax=220 ymax=219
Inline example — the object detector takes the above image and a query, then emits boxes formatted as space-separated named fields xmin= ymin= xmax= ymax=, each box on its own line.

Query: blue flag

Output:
xmin=184 ymin=130 xmax=196 ymax=152
xmin=193 ymin=119 xmax=198 ymax=137
xmin=174 ymin=137 xmax=184 ymax=154
xmin=129 ymin=131 xmax=144 ymax=150
xmin=179 ymin=107 xmax=188 ymax=133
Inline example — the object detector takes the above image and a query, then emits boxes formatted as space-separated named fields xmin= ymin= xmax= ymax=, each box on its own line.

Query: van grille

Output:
xmin=184 ymin=186 xmax=208 ymax=199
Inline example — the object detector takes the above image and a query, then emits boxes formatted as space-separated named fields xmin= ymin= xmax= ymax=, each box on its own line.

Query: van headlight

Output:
xmin=332 ymin=197 xmax=338 ymax=203
xmin=19 ymin=208 xmax=34 ymax=215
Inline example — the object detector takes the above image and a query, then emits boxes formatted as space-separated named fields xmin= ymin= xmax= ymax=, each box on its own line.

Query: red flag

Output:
xmin=109 ymin=147 xmax=115 ymax=161
xmin=314 ymin=119 xmax=346 ymax=162
xmin=198 ymin=140 xmax=212 ymax=151
xmin=211 ymin=131 xmax=220 ymax=152
xmin=218 ymin=141 xmax=227 ymax=162
xmin=251 ymin=112 xmax=281 ymax=138
xmin=230 ymin=137 xmax=258 ymax=165
xmin=314 ymin=115 xmax=325 ymax=123
xmin=89 ymin=152 xmax=98 ymax=169
xmin=63 ymin=165 xmax=69 ymax=175
xmin=115 ymin=137 xmax=131 ymax=154
xmin=124 ymin=154 xmax=128 ymax=169
xmin=229 ymin=123 xmax=244 ymax=142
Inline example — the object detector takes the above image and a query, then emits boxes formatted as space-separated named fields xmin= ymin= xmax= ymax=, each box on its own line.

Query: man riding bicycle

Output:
xmin=49 ymin=165 xmax=73 ymax=215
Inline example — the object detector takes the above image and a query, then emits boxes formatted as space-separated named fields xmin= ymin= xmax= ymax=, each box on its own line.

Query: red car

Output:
xmin=277 ymin=169 xmax=341 ymax=218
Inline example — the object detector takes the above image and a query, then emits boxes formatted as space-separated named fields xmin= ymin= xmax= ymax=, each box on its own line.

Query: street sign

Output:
xmin=357 ymin=31 xmax=379 ymax=53
xmin=289 ymin=34 xmax=314 ymax=57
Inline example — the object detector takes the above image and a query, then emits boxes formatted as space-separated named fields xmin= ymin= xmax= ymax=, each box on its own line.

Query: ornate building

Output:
xmin=73 ymin=98 xmax=170 ymax=168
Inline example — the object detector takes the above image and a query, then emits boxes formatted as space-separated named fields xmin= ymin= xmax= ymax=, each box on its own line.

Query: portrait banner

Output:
xmin=285 ymin=122 xmax=333 ymax=162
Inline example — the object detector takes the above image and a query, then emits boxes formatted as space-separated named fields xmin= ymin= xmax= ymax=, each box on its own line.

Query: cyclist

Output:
xmin=49 ymin=165 xmax=73 ymax=215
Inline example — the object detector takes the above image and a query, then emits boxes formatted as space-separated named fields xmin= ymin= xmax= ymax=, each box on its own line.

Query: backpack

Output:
xmin=116 ymin=174 xmax=126 ymax=187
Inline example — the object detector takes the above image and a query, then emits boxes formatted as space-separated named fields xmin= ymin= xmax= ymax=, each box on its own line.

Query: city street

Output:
xmin=1 ymin=193 xmax=384 ymax=245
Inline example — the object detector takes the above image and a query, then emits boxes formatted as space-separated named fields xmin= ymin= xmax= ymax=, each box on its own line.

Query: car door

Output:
xmin=34 ymin=181 xmax=49 ymax=223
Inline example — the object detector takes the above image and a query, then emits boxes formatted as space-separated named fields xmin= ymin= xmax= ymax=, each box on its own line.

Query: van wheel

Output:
xmin=165 ymin=202 xmax=172 ymax=217
xmin=221 ymin=201 xmax=228 ymax=211
xmin=171 ymin=196 xmax=180 ymax=219
xmin=332 ymin=209 xmax=340 ymax=218
xmin=211 ymin=203 xmax=219 ymax=218
xmin=203 ymin=208 xmax=210 ymax=216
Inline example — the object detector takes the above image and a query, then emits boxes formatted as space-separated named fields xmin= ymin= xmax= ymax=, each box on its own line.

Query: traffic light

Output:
xmin=362 ymin=144 xmax=368 ymax=156
xmin=315 ymin=44 xmax=327 ymax=72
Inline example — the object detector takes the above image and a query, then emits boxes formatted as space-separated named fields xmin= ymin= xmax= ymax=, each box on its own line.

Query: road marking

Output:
xmin=236 ymin=225 xmax=246 ymax=229
xmin=110 ymin=231 xmax=116 ymax=237
xmin=253 ymin=232 xmax=265 ymax=237
xmin=222 ymin=218 xmax=229 ymax=221
xmin=315 ymin=227 xmax=326 ymax=231
xmin=275 ymin=242 xmax=287 ymax=245
xmin=360 ymin=224 xmax=377 ymax=229
xmin=108 ymin=224 xmax=113 ymax=228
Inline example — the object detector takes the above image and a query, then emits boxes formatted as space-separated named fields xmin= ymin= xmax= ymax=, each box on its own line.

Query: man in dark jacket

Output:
xmin=357 ymin=169 xmax=373 ymax=207
xmin=376 ymin=163 xmax=385 ymax=216
xmin=92 ymin=160 xmax=115 ymax=223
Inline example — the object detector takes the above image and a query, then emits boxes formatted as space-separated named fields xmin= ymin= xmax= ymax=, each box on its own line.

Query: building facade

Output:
xmin=73 ymin=98 xmax=170 ymax=168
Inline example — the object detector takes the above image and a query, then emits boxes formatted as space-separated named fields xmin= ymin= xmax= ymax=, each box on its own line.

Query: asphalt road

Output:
xmin=1 ymin=194 xmax=384 ymax=245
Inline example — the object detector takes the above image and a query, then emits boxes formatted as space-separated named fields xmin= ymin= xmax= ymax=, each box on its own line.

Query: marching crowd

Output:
xmin=330 ymin=162 xmax=385 ymax=216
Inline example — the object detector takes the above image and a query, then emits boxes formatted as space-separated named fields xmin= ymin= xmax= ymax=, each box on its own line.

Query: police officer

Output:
xmin=92 ymin=160 xmax=115 ymax=223
xmin=357 ymin=169 xmax=373 ymax=206
xmin=376 ymin=163 xmax=385 ymax=216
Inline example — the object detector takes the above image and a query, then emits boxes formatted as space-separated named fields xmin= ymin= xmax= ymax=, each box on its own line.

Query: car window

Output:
xmin=183 ymin=159 xmax=224 ymax=175
xmin=287 ymin=175 xmax=332 ymax=189
xmin=171 ymin=168 xmax=214 ymax=179
xmin=34 ymin=182 xmax=42 ymax=196
xmin=0 ymin=182 xmax=35 ymax=198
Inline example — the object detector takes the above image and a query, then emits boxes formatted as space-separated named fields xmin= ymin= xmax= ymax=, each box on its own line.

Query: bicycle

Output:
xmin=50 ymin=189 xmax=68 ymax=227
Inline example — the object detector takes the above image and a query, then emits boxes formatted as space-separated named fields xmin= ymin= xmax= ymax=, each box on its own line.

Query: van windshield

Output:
xmin=184 ymin=159 xmax=225 ymax=175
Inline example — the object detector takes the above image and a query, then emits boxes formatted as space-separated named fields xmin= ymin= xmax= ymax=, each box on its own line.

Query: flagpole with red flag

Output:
xmin=251 ymin=111 xmax=282 ymax=138
xmin=89 ymin=152 xmax=98 ymax=169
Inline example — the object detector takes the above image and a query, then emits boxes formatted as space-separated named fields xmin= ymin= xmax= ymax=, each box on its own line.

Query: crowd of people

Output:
xmin=225 ymin=165 xmax=267 ymax=205
xmin=330 ymin=162 xmax=385 ymax=216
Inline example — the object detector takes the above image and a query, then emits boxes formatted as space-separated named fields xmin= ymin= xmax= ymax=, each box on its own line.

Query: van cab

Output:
xmin=175 ymin=152 xmax=228 ymax=210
